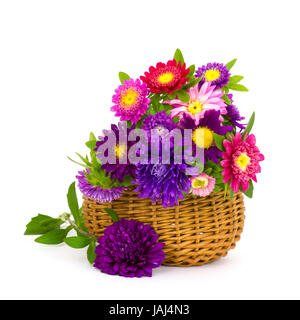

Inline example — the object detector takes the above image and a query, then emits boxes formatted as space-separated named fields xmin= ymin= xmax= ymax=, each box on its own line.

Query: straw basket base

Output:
xmin=82 ymin=190 xmax=245 ymax=267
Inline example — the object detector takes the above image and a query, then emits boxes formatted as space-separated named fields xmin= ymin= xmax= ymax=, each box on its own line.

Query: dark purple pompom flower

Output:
xmin=195 ymin=62 xmax=230 ymax=88
xmin=225 ymin=94 xmax=246 ymax=130
xmin=94 ymin=219 xmax=165 ymax=278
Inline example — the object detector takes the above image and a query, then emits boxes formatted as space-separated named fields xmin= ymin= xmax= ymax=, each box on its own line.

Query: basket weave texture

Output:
xmin=82 ymin=189 xmax=245 ymax=267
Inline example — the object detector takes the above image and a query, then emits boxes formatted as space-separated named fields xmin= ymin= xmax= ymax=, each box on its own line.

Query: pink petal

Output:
xmin=241 ymin=180 xmax=249 ymax=192
xmin=231 ymin=179 xmax=240 ymax=192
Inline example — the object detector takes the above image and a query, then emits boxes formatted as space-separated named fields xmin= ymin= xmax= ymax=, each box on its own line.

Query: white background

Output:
xmin=1 ymin=0 xmax=299 ymax=300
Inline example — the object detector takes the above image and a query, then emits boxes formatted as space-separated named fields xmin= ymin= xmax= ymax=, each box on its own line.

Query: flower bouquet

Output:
xmin=25 ymin=49 xmax=264 ymax=278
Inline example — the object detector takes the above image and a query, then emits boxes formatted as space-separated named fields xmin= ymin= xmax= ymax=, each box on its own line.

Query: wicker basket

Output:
xmin=82 ymin=189 xmax=245 ymax=267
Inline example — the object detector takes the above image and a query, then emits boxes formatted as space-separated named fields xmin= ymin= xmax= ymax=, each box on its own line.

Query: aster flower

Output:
xmin=190 ymin=173 xmax=216 ymax=197
xmin=225 ymin=94 xmax=246 ymax=130
xmin=180 ymin=110 xmax=233 ymax=163
xmin=111 ymin=79 xmax=150 ymax=124
xmin=140 ymin=59 xmax=190 ymax=94
xmin=221 ymin=132 xmax=264 ymax=192
xmin=142 ymin=111 xmax=178 ymax=134
xmin=196 ymin=62 xmax=230 ymax=88
xmin=164 ymin=83 xmax=227 ymax=125
xmin=96 ymin=122 xmax=137 ymax=183
xmin=133 ymin=163 xmax=191 ymax=208
xmin=94 ymin=219 xmax=165 ymax=278
xmin=76 ymin=170 xmax=126 ymax=203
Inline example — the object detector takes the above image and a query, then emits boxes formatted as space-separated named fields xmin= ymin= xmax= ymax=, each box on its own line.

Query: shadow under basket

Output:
xmin=82 ymin=190 xmax=245 ymax=267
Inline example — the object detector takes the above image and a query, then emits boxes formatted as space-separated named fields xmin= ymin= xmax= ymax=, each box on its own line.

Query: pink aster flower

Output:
xmin=164 ymin=82 xmax=227 ymax=125
xmin=111 ymin=78 xmax=150 ymax=124
xmin=190 ymin=173 xmax=216 ymax=197
xmin=221 ymin=132 xmax=264 ymax=193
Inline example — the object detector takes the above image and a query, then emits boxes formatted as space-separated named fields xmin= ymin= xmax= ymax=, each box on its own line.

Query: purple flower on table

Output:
xmin=180 ymin=110 xmax=233 ymax=164
xmin=195 ymin=62 xmax=230 ymax=89
xmin=76 ymin=170 xmax=126 ymax=203
xmin=94 ymin=219 xmax=165 ymax=278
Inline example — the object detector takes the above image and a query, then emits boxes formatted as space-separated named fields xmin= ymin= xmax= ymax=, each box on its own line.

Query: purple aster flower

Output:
xmin=133 ymin=163 xmax=191 ymax=208
xmin=142 ymin=111 xmax=178 ymax=133
xmin=76 ymin=170 xmax=126 ymax=203
xmin=140 ymin=111 xmax=180 ymax=163
xmin=225 ymin=94 xmax=246 ymax=130
xmin=196 ymin=62 xmax=230 ymax=89
xmin=180 ymin=110 xmax=233 ymax=164
xmin=94 ymin=219 xmax=165 ymax=278
xmin=111 ymin=78 xmax=150 ymax=124
xmin=96 ymin=122 xmax=137 ymax=183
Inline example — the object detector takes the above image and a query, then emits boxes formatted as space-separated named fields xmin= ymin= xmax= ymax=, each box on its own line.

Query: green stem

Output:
xmin=67 ymin=217 xmax=97 ymax=240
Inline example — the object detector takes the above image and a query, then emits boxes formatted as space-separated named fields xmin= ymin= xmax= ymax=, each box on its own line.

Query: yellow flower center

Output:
xmin=192 ymin=127 xmax=214 ymax=149
xmin=205 ymin=69 xmax=221 ymax=82
xmin=158 ymin=72 xmax=174 ymax=84
xmin=187 ymin=101 xmax=203 ymax=116
xmin=192 ymin=177 xmax=209 ymax=189
xmin=236 ymin=153 xmax=250 ymax=171
xmin=115 ymin=144 xmax=126 ymax=158
xmin=121 ymin=89 xmax=138 ymax=106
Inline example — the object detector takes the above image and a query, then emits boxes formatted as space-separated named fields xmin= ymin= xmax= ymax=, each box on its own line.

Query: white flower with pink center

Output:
xmin=190 ymin=173 xmax=216 ymax=197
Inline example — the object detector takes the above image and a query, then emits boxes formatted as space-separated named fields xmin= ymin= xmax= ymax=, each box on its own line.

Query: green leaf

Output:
xmin=87 ymin=240 xmax=97 ymax=264
xmin=64 ymin=236 xmax=91 ymax=249
xmin=177 ymin=90 xmax=190 ymax=103
xmin=228 ymin=83 xmax=248 ymax=92
xmin=24 ymin=214 xmax=63 ymax=235
xmin=242 ymin=112 xmax=255 ymax=138
xmin=35 ymin=226 xmax=72 ymax=245
xmin=104 ymin=208 xmax=119 ymax=222
xmin=243 ymin=180 xmax=254 ymax=198
xmin=67 ymin=182 xmax=81 ymax=226
xmin=187 ymin=64 xmax=195 ymax=77
xmin=119 ymin=72 xmax=130 ymax=84
xmin=229 ymin=75 xmax=244 ymax=84
xmin=213 ymin=133 xmax=226 ymax=152
xmin=173 ymin=48 xmax=184 ymax=65
xmin=229 ymin=188 xmax=234 ymax=200
xmin=67 ymin=156 xmax=87 ymax=168
xmin=222 ymin=94 xmax=231 ymax=105
xmin=226 ymin=58 xmax=237 ymax=70
xmin=222 ymin=86 xmax=230 ymax=94
xmin=89 ymin=132 xmax=96 ymax=141
xmin=85 ymin=140 xmax=97 ymax=150
xmin=224 ymin=182 xmax=229 ymax=200
xmin=213 ymin=185 xmax=221 ymax=193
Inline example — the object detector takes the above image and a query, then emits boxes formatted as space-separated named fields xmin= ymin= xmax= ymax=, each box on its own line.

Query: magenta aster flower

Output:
xmin=94 ymin=219 xmax=165 ymax=278
xmin=190 ymin=173 xmax=216 ymax=197
xmin=221 ymin=132 xmax=264 ymax=192
xmin=196 ymin=62 xmax=230 ymax=88
xmin=140 ymin=59 xmax=190 ymax=94
xmin=180 ymin=110 xmax=233 ymax=163
xmin=164 ymin=83 xmax=227 ymax=125
xmin=76 ymin=170 xmax=126 ymax=202
xmin=111 ymin=79 xmax=150 ymax=124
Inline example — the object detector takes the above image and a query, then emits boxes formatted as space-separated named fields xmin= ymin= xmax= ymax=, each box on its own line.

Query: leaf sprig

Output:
xmin=25 ymin=182 xmax=121 ymax=264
